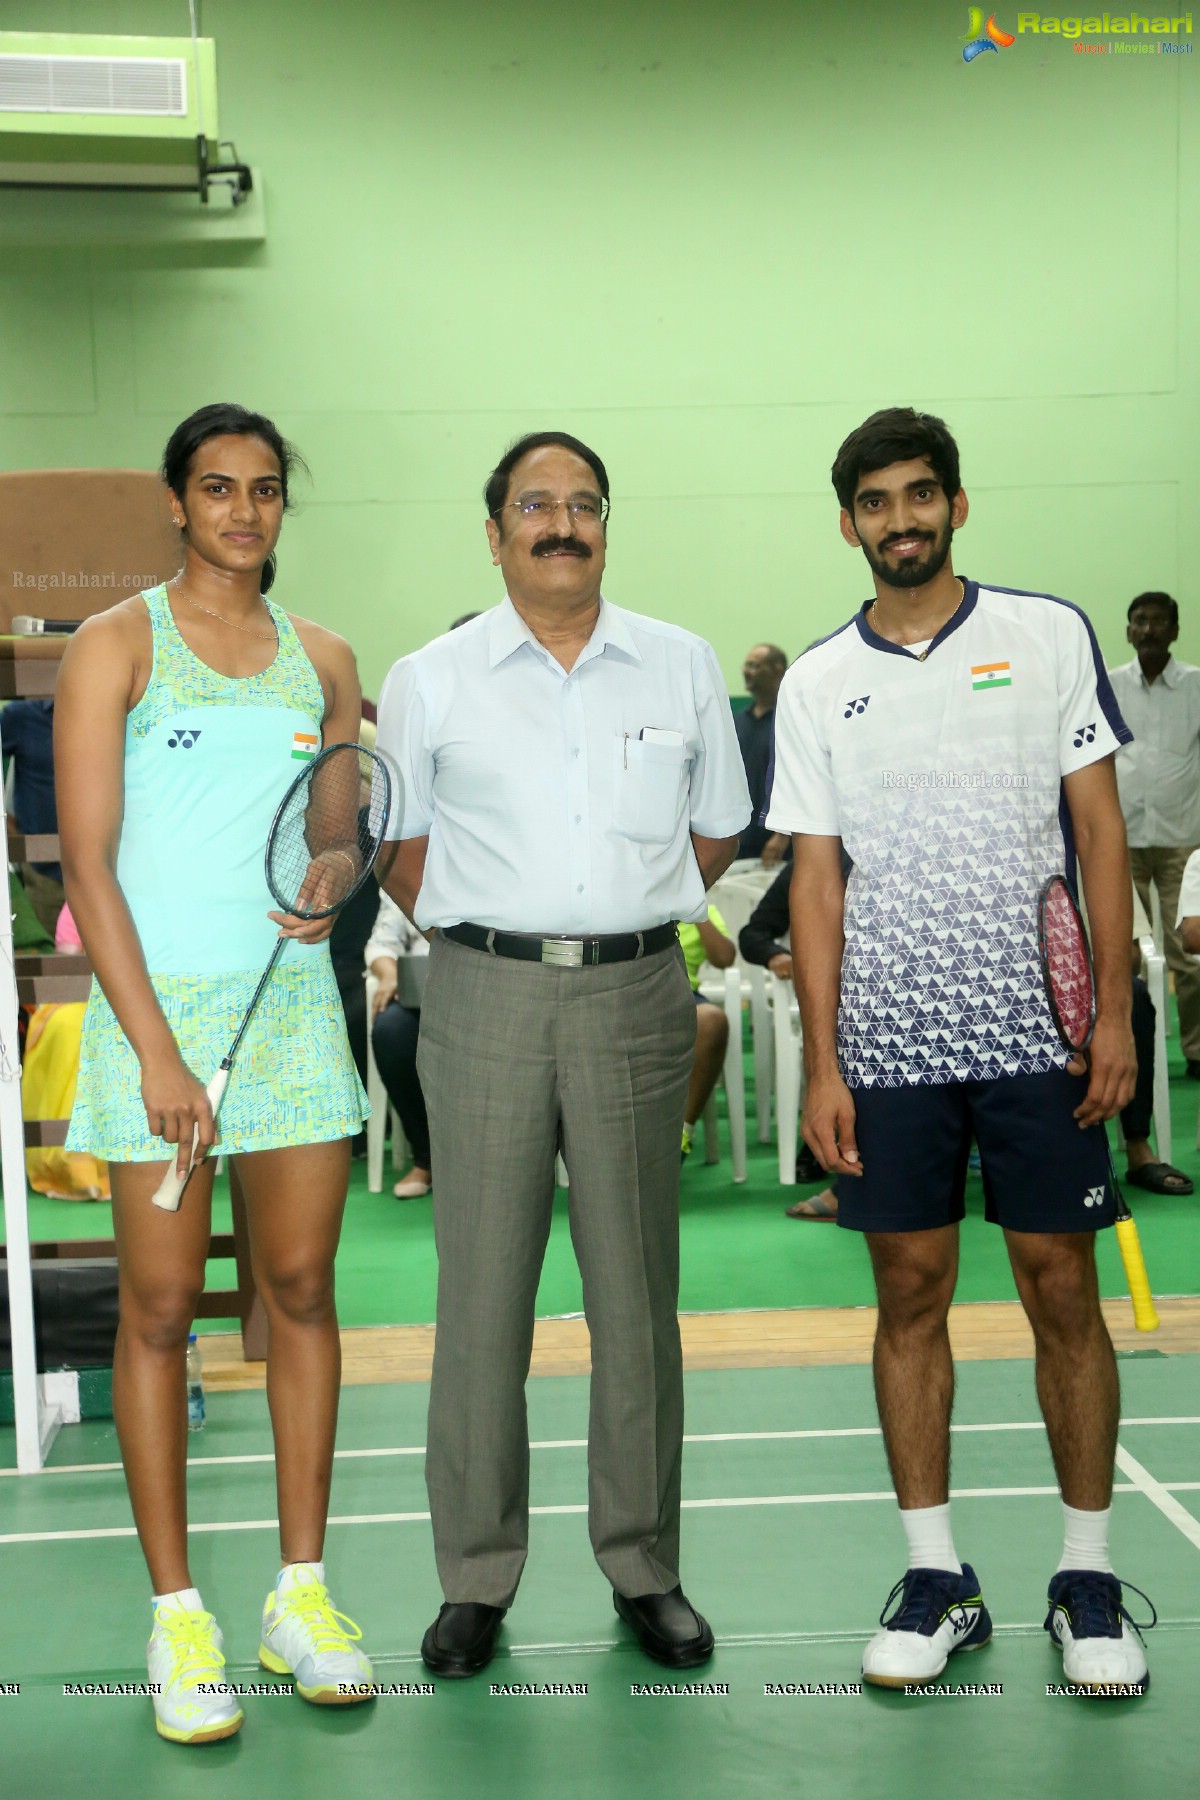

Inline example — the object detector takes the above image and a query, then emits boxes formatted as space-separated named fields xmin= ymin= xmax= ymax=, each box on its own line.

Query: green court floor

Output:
xmin=2 ymin=1359 xmax=1199 ymax=1798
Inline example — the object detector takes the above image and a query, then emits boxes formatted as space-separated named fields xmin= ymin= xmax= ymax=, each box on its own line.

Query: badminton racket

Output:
xmin=150 ymin=741 xmax=392 ymax=1211
xmin=1036 ymin=874 xmax=1158 ymax=1331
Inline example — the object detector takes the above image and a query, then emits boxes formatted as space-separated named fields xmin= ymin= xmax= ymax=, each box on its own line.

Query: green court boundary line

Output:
xmin=7 ymin=1415 xmax=1198 ymax=1479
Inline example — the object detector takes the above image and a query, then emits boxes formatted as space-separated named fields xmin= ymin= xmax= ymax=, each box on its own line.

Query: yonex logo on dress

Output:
xmin=843 ymin=695 xmax=871 ymax=719
xmin=1073 ymin=722 xmax=1096 ymax=747
xmin=1083 ymin=1186 xmax=1105 ymax=1208
xmin=167 ymin=728 xmax=202 ymax=749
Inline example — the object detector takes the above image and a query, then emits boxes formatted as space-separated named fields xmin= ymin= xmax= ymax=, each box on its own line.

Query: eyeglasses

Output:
xmin=501 ymin=495 xmax=609 ymax=526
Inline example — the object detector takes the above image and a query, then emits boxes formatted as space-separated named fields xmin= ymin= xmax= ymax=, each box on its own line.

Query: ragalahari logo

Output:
xmin=962 ymin=9 xmax=1017 ymax=57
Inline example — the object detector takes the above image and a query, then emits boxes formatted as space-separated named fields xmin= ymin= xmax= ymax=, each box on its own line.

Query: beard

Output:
xmin=861 ymin=517 xmax=954 ymax=590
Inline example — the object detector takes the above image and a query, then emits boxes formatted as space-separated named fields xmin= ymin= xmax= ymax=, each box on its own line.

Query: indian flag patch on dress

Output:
xmin=971 ymin=661 xmax=1011 ymax=692
xmin=291 ymin=731 xmax=319 ymax=761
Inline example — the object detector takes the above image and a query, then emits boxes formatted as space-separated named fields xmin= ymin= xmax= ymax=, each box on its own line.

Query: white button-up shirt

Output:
xmin=1109 ymin=655 xmax=1200 ymax=847
xmin=376 ymin=598 xmax=750 ymax=933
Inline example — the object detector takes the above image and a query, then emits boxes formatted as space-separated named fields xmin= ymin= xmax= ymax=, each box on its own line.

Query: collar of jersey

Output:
xmin=855 ymin=578 xmax=979 ymax=660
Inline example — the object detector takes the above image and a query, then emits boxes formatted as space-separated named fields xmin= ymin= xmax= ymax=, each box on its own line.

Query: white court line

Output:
xmin=6 ymin=1415 xmax=1199 ymax=1480
xmin=0 ymin=1481 xmax=1161 ymax=1546
xmin=1115 ymin=1443 xmax=1200 ymax=1553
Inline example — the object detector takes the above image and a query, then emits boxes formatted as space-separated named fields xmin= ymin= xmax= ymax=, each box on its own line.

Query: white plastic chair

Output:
xmin=767 ymin=968 xmax=805 ymax=1185
xmin=695 ymin=961 xmax=747 ymax=1182
xmin=364 ymin=972 xmax=406 ymax=1193
xmin=709 ymin=868 xmax=779 ymax=1144
xmin=1135 ymin=934 xmax=1171 ymax=1166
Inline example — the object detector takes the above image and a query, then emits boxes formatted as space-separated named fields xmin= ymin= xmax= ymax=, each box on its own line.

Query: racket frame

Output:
xmin=1035 ymin=873 xmax=1096 ymax=1055
xmin=150 ymin=742 xmax=392 ymax=1211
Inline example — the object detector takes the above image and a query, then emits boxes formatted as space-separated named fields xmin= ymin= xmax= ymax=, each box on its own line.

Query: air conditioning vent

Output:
xmin=0 ymin=54 xmax=186 ymax=117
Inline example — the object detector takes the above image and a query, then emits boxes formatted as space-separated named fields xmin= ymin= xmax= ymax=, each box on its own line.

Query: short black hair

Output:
xmin=484 ymin=431 xmax=609 ymax=522
xmin=831 ymin=407 xmax=961 ymax=512
xmin=762 ymin=643 xmax=786 ymax=670
xmin=1128 ymin=591 xmax=1179 ymax=629
xmin=161 ymin=402 xmax=307 ymax=594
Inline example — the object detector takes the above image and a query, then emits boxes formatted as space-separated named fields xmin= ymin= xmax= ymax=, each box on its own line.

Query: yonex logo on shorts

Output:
xmin=1083 ymin=1185 xmax=1105 ymax=1208
xmin=1073 ymin=722 xmax=1096 ymax=747
xmin=166 ymin=728 xmax=202 ymax=749
xmin=843 ymin=695 xmax=870 ymax=719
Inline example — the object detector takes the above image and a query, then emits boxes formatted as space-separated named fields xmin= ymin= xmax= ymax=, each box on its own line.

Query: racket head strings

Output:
xmin=265 ymin=742 xmax=392 ymax=919
xmin=1037 ymin=874 xmax=1096 ymax=1054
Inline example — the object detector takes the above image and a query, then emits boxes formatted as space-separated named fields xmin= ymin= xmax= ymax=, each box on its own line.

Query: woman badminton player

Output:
xmin=55 ymin=404 xmax=374 ymax=1743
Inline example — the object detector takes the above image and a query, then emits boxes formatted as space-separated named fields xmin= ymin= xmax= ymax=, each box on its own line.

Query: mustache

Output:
xmin=532 ymin=535 xmax=591 ymax=559
xmin=881 ymin=531 xmax=934 ymax=550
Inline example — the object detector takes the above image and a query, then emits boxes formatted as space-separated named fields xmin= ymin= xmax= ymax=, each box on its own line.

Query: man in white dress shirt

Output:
xmin=376 ymin=431 xmax=749 ymax=1678
xmin=1108 ymin=592 xmax=1200 ymax=1076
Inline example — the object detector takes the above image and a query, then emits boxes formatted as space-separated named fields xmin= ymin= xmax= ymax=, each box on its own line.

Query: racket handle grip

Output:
xmin=1115 ymin=1215 xmax=1160 ymax=1333
xmin=149 ymin=1070 xmax=229 ymax=1213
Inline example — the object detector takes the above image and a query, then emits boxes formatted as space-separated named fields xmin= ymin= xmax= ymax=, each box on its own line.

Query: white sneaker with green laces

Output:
xmin=259 ymin=1563 xmax=374 ymax=1704
xmin=147 ymin=1594 xmax=244 ymax=1744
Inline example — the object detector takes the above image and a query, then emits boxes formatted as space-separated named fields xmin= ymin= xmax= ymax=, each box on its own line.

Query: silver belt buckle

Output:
xmin=541 ymin=937 xmax=584 ymax=967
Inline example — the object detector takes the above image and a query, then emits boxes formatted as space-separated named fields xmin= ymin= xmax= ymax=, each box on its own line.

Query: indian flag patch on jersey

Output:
xmin=291 ymin=731 xmax=319 ymax=761
xmin=971 ymin=661 xmax=1011 ymax=692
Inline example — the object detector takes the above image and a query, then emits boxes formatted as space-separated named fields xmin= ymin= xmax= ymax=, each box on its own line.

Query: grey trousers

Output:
xmin=416 ymin=932 xmax=696 ymax=1607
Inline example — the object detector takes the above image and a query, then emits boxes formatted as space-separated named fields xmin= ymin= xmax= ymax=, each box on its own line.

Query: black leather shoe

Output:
xmin=420 ymin=1602 xmax=506 ymax=1677
xmin=613 ymin=1586 xmax=715 ymax=1669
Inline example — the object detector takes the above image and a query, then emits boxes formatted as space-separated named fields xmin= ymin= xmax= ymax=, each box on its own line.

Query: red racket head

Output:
xmin=1037 ymin=875 xmax=1096 ymax=1053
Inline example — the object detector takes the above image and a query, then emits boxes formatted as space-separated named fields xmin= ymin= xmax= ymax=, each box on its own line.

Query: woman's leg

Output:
xmin=110 ymin=1159 xmax=216 ymax=1594
xmin=371 ymin=1002 xmax=431 ymax=1172
xmin=234 ymin=1137 xmax=350 ymax=1562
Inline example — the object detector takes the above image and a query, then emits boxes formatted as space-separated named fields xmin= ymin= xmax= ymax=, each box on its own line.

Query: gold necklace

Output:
xmin=172 ymin=574 xmax=277 ymax=641
xmin=870 ymin=580 xmax=965 ymax=663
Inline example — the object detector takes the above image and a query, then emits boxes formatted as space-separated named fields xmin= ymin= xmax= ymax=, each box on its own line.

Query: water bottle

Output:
xmin=186 ymin=1333 xmax=206 ymax=1432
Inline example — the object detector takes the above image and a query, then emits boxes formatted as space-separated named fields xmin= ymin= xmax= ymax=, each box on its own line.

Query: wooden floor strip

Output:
xmin=200 ymin=1296 xmax=1200 ymax=1392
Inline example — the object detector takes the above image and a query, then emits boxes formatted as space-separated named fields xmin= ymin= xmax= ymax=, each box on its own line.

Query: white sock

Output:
xmin=277 ymin=1560 xmax=325 ymax=1594
xmin=900 ymin=1503 xmax=962 ymax=1574
xmin=1057 ymin=1503 xmax=1112 ymax=1574
xmin=152 ymin=1586 xmax=202 ymax=1613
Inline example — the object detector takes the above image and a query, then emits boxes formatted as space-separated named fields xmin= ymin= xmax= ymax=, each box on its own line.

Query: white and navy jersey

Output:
xmin=766 ymin=580 xmax=1131 ymax=1088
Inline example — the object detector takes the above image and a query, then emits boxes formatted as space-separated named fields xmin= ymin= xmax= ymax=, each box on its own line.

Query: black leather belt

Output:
xmin=443 ymin=921 xmax=677 ymax=967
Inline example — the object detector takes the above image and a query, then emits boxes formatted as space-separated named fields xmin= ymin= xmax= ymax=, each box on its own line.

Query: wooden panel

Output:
xmin=197 ymin=1297 xmax=1200 ymax=1393
xmin=29 ymin=1232 xmax=237 ymax=1260
xmin=8 ymin=834 xmax=60 ymax=863
xmin=23 ymin=1120 xmax=69 ymax=1147
xmin=16 ymin=974 xmax=92 ymax=1003
xmin=0 ymin=661 xmax=58 ymax=697
xmin=0 ymin=469 xmax=177 ymax=635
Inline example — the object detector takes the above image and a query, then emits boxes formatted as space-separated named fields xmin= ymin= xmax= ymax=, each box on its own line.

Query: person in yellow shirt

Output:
xmin=675 ymin=906 xmax=736 ymax=1158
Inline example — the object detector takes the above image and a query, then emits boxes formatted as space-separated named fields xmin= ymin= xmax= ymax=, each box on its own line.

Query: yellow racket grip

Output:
xmin=1115 ymin=1215 xmax=1159 ymax=1332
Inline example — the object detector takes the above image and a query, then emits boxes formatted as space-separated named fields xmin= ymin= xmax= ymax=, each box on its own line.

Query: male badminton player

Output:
xmin=769 ymin=407 xmax=1154 ymax=1696
xmin=55 ymin=404 xmax=374 ymax=1742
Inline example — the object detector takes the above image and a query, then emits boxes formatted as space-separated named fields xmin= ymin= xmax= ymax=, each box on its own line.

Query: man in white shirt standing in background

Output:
xmin=377 ymin=431 xmax=749 ymax=1680
xmin=1109 ymin=592 xmax=1200 ymax=1077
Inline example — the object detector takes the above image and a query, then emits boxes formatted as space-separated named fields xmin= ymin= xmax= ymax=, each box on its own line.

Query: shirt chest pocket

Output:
xmin=1155 ymin=708 xmax=1199 ymax=760
xmin=612 ymin=734 xmax=687 ymax=845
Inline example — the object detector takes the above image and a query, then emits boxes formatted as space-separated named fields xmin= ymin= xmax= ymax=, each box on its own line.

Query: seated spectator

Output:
xmin=21 ymin=902 xmax=108 ymax=1200
xmin=676 ymin=907 xmax=736 ymax=1161
xmin=738 ymin=865 xmax=837 ymax=1220
xmin=366 ymin=891 xmax=432 ymax=1199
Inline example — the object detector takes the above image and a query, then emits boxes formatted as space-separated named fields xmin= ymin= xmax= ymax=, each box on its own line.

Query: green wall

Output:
xmin=1 ymin=0 xmax=1196 ymax=699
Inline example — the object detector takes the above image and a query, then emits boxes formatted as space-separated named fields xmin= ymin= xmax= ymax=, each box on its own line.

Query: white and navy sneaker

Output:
xmin=862 ymin=1564 xmax=992 ymax=1688
xmin=1044 ymin=1570 xmax=1154 ymax=1696
xmin=259 ymin=1565 xmax=374 ymax=1705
